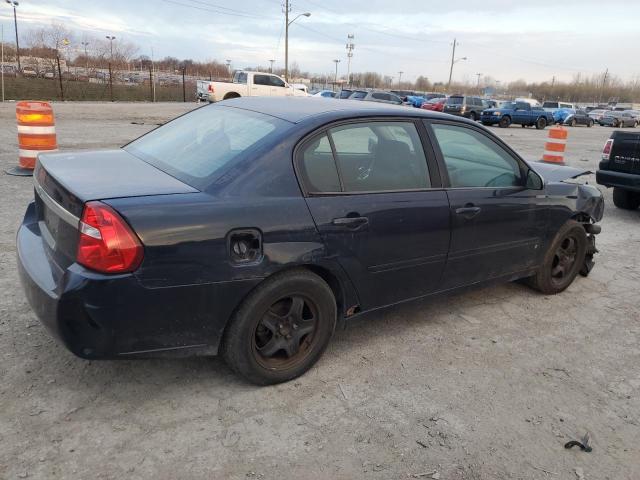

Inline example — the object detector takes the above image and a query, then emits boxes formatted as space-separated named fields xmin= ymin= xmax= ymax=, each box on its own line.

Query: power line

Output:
xmin=161 ymin=0 xmax=267 ymax=19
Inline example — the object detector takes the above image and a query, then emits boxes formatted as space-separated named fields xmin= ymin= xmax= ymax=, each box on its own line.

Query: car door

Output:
xmin=268 ymin=74 xmax=289 ymax=96
xmin=512 ymin=102 xmax=530 ymax=124
xmin=251 ymin=74 xmax=273 ymax=96
xmin=297 ymin=119 xmax=450 ymax=309
xmin=424 ymin=120 xmax=547 ymax=290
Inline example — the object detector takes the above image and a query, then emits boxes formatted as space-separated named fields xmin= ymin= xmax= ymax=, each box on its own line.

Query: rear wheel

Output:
xmin=528 ymin=220 xmax=587 ymax=295
xmin=612 ymin=187 xmax=640 ymax=210
xmin=536 ymin=117 xmax=548 ymax=130
xmin=587 ymin=119 xmax=594 ymax=127
xmin=221 ymin=269 xmax=336 ymax=385
xmin=468 ymin=111 xmax=477 ymax=121
xmin=498 ymin=116 xmax=511 ymax=128
xmin=570 ymin=118 xmax=577 ymax=127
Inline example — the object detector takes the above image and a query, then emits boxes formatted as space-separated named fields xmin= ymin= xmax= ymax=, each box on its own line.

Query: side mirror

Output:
xmin=525 ymin=168 xmax=543 ymax=190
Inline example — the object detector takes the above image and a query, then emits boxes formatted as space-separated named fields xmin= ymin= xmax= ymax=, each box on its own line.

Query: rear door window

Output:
xmin=330 ymin=122 xmax=430 ymax=192
xmin=253 ymin=75 xmax=271 ymax=86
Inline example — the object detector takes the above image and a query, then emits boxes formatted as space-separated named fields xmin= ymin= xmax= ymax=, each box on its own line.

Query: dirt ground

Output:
xmin=0 ymin=102 xmax=638 ymax=480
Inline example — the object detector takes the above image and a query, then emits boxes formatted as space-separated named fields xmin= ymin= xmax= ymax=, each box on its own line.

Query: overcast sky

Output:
xmin=1 ymin=0 xmax=639 ymax=84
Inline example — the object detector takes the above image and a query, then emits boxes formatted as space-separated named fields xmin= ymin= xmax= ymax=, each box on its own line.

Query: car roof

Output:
xmin=219 ymin=96 xmax=454 ymax=124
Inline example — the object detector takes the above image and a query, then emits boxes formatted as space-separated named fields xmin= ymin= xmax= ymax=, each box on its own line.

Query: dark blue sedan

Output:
xmin=17 ymin=97 xmax=604 ymax=385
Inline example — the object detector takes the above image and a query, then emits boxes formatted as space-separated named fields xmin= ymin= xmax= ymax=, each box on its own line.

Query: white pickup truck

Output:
xmin=197 ymin=70 xmax=309 ymax=102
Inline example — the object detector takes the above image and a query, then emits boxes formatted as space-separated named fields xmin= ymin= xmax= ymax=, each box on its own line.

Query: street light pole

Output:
xmin=105 ymin=35 xmax=115 ymax=102
xmin=333 ymin=59 xmax=340 ymax=92
xmin=398 ymin=71 xmax=403 ymax=88
xmin=447 ymin=39 xmax=467 ymax=91
xmin=225 ymin=59 xmax=231 ymax=76
xmin=269 ymin=59 xmax=275 ymax=73
xmin=81 ymin=41 xmax=89 ymax=71
xmin=283 ymin=1 xmax=310 ymax=82
xmin=5 ymin=0 xmax=20 ymax=71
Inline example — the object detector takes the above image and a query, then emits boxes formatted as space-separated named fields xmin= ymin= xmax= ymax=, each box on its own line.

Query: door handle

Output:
xmin=332 ymin=216 xmax=369 ymax=229
xmin=455 ymin=206 xmax=481 ymax=218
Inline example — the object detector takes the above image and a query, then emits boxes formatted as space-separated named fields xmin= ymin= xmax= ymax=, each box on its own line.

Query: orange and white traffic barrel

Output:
xmin=6 ymin=101 xmax=58 ymax=176
xmin=541 ymin=124 xmax=568 ymax=164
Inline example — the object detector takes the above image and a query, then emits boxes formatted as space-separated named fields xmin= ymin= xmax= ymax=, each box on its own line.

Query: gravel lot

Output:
xmin=1 ymin=102 xmax=638 ymax=480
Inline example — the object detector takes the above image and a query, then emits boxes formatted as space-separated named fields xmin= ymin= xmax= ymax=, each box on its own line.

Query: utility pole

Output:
xmin=284 ymin=0 xmax=289 ymax=81
xmin=601 ymin=68 xmax=609 ymax=103
xmin=398 ymin=71 xmax=403 ymax=87
xmin=283 ymin=2 xmax=310 ymax=82
xmin=333 ymin=59 xmax=340 ymax=92
xmin=345 ymin=34 xmax=354 ymax=87
xmin=5 ymin=1 xmax=20 ymax=71
xmin=269 ymin=59 xmax=275 ymax=73
xmin=1 ymin=24 xmax=5 ymax=102
xmin=448 ymin=38 xmax=457 ymax=89
xmin=225 ymin=59 xmax=231 ymax=76
xmin=476 ymin=72 xmax=482 ymax=89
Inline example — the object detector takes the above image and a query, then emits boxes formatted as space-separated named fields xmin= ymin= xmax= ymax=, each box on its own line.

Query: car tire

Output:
xmin=521 ymin=124 xmax=526 ymax=128
xmin=536 ymin=117 xmax=548 ymax=130
xmin=588 ymin=119 xmax=594 ymax=127
xmin=570 ymin=118 xmax=577 ymax=127
xmin=498 ymin=116 xmax=511 ymax=128
xmin=527 ymin=220 xmax=587 ymax=295
xmin=481 ymin=121 xmax=492 ymax=126
xmin=221 ymin=268 xmax=336 ymax=385
xmin=612 ymin=187 xmax=640 ymax=210
xmin=468 ymin=112 xmax=477 ymax=121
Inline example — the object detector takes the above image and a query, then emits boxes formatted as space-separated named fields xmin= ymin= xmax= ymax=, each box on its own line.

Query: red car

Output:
xmin=421 ymin=98 xmax=446 ymax=112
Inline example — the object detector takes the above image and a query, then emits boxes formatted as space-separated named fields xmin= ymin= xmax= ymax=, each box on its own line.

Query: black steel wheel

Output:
xmin=498 ymin=116 xmax=511 ymax=128
xmin=222 ymin=269 xmax=336 ymax=385
xmin=527 ymin=220 xmax=587 ymax=294
xmin=612 ymin=187 xmax=640 ymax=210
xmin=536 ymin=117 xmax=548 ymax=130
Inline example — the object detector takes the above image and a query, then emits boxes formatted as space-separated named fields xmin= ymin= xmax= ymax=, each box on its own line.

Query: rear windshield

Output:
xmin=350 ymin=91 xmax=367 ymax=100
xmin=542 ymin=102 xmax=558 ymax=108
xmin=125 ymin=105 xmax=289 ymax=190
xmin=446 ymin=97 xmax=464 ymax=105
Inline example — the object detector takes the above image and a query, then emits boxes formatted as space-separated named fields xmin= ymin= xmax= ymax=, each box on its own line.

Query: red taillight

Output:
xmin=602 ymin=139 xmax=614 ymax=160
xmin=208 ymin=84 xmax=214 ymax=93
xmin=76 ymin=201 xmax=143 ymax=274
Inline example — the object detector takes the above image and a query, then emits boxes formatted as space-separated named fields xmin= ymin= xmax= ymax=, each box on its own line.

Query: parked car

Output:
xmin=17 ymin=97 xmax=604 ymax=385
xmin=563 ymin=109 xmax=594 ymax=127
xmin=196 ymin=70 xmax=308 ymax=102
xmin=349 ymin=90 xmax=403 ymax=105
xmin=599 ymin=111 xmax=637 ymax=128
xmin=291 ymin=83 xmax=309 ymax=94
xmin=625 ymin=110 xmax=640 ymax=121
xmin=43 ymin=71 xmax=56 ymax=80
xmin=480 ymin=101 xmax=555 ymax=129
xmin=21 ymin=67 xmax=38 ymax=78
xmin=443 ymin=95 xmax=485 ymax=120
xmin=588 ymin=109 xmax=608 ymax=123
xmin=337 ymin=89 xmax=354 ymax=99
xmin=421 ymin=98 xmax=446 ymax=112
xmin=312 ymin=90 xmax=336 ymax=98
xmin=423 ymin=92 xmax=446 ymax=101
xmin=542 ymin=101 xmax=575 ymax=112
xmin=596 ymin=131 xmax=640 ymax=209
xmin=406 ymin=95 xmax=427 ymax=108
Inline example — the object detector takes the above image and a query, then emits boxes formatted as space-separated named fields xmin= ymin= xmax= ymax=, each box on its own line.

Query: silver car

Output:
xmin=349 ymin=90 xmax=403 ymax=105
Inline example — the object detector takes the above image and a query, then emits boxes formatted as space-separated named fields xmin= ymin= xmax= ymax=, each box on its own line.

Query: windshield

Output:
xmin=446 ymin=97 xmax=464 ymax=105
xmin=542 ymin=102 xmax=558 ymax=108
xmin=125 ymin=105 xmax=289 ymax=190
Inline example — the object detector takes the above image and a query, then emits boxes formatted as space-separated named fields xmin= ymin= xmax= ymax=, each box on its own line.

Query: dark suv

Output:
xmin=443 ymin=95 xmax=484 ymax=121
xmin=596 ymin=130 xmax=640 ymax=210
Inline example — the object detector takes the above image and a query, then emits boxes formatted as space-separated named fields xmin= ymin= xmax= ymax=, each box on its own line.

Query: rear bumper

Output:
xmin=596 ymin=167 xmax=640 ymax=192
xmin=17 ymin=203 xmax=260 ymax=359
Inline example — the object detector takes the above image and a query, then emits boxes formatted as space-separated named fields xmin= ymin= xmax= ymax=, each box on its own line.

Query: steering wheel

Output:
xmin=485 ymin=172 xmax=516 ymax=187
